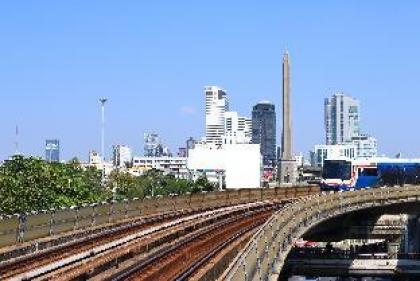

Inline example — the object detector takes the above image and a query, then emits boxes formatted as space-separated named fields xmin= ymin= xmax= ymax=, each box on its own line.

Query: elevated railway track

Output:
xmin=0 ymin=186 xmax=319 ymax=280
xmin=4 ymin=185 xmax=420 ymax=281
xmin=1 ymin=200 xmax=294 ymax=280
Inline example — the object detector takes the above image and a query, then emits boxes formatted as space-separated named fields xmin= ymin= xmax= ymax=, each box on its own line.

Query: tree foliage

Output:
xmin=109 ymin=168 xmax=216 ymax=200
xmin=0 ymin=155 xmax=109 ymax=215
xmin=0 ymin=156 xmax=216 ymax=215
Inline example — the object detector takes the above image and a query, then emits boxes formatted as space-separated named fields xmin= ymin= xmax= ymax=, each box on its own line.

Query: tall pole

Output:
xmin=99 ymin=98 xmax=107 ymax=184
xmin=15 ymin=125 xmax=19 ymax=155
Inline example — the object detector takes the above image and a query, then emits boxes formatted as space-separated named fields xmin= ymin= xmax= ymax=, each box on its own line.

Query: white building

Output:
xmin=86 ymin=150 xmax=114 ymax=175
xmin=325 ymin=93 xmax=360 ymax=145
xmin=311 ymin=144 xmax=356 ymax=167
xmin=351 ymin=135 xmax=378 ymax=158
xmin=223 ymin=111 xmax=252 ymax=144
xmin=205 ymin=86 xmax=229 ymax=145
xmin=131 ymin=156 xmax=188 ymax=178
xmin=112 ymin=145 xmax=132 ymax=168
xmin=89 ymin=150 xmax=102 ymax=165
xmin=187 ymin=143 xmax=261 ymax=189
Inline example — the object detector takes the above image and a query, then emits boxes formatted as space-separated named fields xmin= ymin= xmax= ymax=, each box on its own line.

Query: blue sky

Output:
xmin=1 ymin=1 xmax=419 ymax=161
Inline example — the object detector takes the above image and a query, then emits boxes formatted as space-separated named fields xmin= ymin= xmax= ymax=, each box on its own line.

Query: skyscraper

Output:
xmin=205 ymin=86 xmax=229 ymax=145
xmin=325 ymin=93 xmax=360 ymax=145
xmin=278 ymin=52 xmax=297 ymax=185
xmin=45 ymin=139 xmax=60 ymax=162
xmin=252 ymin=101 xmax=276 ymax=167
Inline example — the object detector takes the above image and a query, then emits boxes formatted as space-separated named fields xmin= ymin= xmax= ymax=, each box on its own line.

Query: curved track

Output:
xmin=0 ymin=200 xmax=294 ymax=281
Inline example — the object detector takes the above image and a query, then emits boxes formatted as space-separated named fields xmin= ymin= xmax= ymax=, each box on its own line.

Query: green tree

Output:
xmin=0 ymin=156 xmax=216 ymax=215
xmin=0 ymin=156 xmax=110 ymax=215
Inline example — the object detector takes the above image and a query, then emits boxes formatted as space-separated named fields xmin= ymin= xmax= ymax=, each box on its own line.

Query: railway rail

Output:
xmin=1 ymin=200 xmax=293 ymax=281
xmin=104 ymin=205 xmax=276 ymax=281
xmin=0 ymin=209 xmax=196 ymax=278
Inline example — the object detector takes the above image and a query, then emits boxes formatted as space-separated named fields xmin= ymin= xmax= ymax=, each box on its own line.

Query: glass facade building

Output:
xmin=251 ymin=101 xmax=276 ymax=167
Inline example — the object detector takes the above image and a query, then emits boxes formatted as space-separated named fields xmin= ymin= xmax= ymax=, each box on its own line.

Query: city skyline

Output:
xmin=1 ymin=1 xmax=420 ymax=160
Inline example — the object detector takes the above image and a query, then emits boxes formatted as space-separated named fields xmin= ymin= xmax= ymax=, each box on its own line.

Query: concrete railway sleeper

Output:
xmin=5 ymin=201 xmax=283 ymax=281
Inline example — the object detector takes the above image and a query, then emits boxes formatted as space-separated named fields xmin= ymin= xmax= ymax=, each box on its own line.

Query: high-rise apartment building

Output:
xmin=112 ymin=144 xmax=132 ymax=168
xmin=325 ymin=93 xmax=360 ymax=145
xmin=45 ymin=139 xmax=60 ymax=162
xmin=251 ymin=101 xmax=276 ymax=166
xmin=205 ymin=86 xmax=229 ymax=145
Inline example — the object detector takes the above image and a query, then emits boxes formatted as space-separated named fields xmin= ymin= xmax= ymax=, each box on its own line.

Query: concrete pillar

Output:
xmin=407 ymin=215 xmax=420 ymax=253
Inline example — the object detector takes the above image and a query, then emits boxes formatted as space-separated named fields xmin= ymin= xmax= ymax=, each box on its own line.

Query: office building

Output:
xmin=205 ymin=86 xmax=229 ymax=145
xmin=325 ymin=93 xmax=360 ymax=145
xmin=252 ymin=101 xmax=276 ymax=167
xmin=45 ymin=139 xmax=60 ymax=162
xmin=223 ymin=111 xmax=252 ymax=144
xmin=112 ymin=144 xmax=132 ymax=168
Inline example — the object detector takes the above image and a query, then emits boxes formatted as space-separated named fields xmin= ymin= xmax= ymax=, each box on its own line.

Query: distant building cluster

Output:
xmin=187 ymin=85 xmax=268 ymax=188
xmin=311 ymin=93 xmax=378 ymax=167
xmin=35 ymin=53 xmax=386 ymax=188
xmin=204 ymin=86 xmax=253 ymax=146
